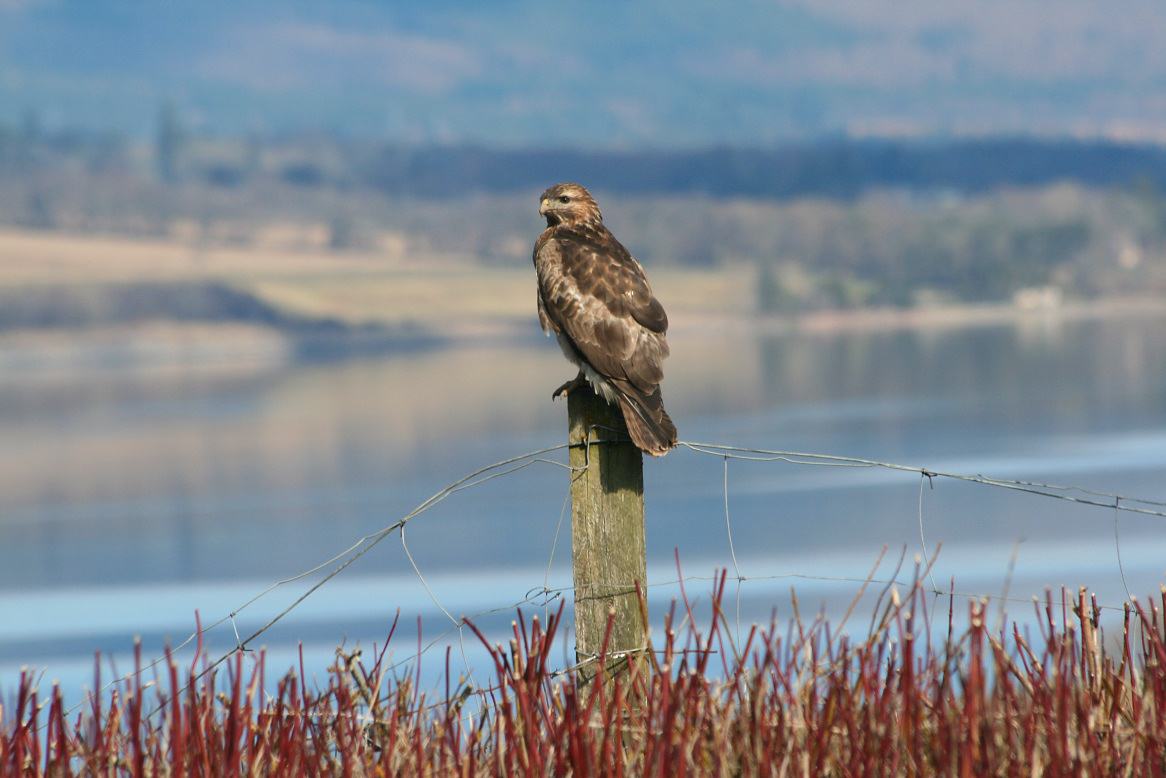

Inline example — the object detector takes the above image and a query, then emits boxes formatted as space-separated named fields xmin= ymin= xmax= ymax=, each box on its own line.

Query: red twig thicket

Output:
xmin=4 ymin=571 xmax=1166 ymax=776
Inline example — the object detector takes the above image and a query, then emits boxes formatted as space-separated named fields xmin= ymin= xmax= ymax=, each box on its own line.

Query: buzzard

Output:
xmin=533 ymin=182 xmax=677 ymax=457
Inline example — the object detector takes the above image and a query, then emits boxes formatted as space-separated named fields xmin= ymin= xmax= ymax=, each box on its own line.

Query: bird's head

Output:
xmin=539 ymin=182 xmax=602 ymax=227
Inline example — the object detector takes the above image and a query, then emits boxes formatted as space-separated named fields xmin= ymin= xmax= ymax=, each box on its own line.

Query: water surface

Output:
xmin=3 ymin=312 xmax=1165 ymax=698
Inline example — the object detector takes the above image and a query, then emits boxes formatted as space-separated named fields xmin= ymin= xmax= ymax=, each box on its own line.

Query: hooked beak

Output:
xmin=539 ymin=198 xmax=552 ymax=215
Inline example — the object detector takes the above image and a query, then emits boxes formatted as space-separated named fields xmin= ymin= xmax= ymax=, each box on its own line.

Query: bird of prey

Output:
xmin=533 ymin=182 xmax=677 ymax=457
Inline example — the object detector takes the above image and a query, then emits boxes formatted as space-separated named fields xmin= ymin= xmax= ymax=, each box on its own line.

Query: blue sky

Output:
xmin=2 ymin=0 xmax=1166 ymax=146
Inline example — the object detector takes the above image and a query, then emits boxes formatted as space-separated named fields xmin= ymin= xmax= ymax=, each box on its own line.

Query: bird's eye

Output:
xmin=559 ymin=195 xmax=571 ymax=203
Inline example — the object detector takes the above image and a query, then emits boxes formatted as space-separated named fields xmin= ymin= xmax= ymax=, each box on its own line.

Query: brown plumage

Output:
xmin=533 ymin=182 xmax=677 ymax=457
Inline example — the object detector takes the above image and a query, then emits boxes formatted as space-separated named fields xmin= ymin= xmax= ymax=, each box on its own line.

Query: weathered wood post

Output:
xmin=567 ymin=385 xmax=648 ymax=685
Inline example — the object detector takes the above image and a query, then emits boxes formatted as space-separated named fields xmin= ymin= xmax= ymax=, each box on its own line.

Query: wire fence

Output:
xmin=42 ymin=437 xmax=1166 ymax=723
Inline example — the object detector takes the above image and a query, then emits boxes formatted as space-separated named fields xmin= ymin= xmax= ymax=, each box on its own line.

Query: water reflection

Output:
xmin=753 ymin=315 xmax=1166 ymax=443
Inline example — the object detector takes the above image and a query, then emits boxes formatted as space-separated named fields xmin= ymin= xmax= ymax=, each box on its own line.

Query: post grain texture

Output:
xmin=567 ymin=385 xmax=648 ymax=684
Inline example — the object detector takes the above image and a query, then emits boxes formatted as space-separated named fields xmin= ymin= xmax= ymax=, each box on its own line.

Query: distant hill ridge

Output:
xmin=363 ymin=139 xmax=1166 ymax=199
xmin=3 ymin=132 xmax=1165 ymax=199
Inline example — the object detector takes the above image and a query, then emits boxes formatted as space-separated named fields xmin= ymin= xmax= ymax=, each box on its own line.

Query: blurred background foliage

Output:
xmin=2 ymin=117 xmax=1165 ymax=316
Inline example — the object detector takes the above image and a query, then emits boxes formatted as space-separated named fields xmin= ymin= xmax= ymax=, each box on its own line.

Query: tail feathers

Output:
xmin=612 ymin=380 xmax=677 ymax=457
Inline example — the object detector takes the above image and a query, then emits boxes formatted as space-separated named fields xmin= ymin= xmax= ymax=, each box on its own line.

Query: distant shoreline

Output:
xmin=670 ymin=295 xmax=1166 ymax=339
xmin=2 ymin=295 xmax=1165 ymax=378
xmin=4 ymin=227 xmax=1165 ymax=358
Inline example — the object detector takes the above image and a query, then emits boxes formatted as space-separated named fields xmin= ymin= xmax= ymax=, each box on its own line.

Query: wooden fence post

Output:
xmin=567 ymin=385 xmax=648 ymax=685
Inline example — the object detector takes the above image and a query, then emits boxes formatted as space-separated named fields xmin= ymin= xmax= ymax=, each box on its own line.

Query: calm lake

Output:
xmin=3 ymin=309 xmax=1166 ymax=700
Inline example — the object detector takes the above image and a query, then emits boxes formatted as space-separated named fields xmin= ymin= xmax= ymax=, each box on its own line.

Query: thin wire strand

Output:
xmin=1114 ymin=497 xmax=1133 ymax=602
xmin=543 ymin=481 xmax=573 ymax=622
xmin=722 ymin=454 xmax=743 ymax=644
xmin=994 ymin=538 xmax=1023 ymax=634
xmin=918 ymin=473 xmax=938 ymax=593
xmin=679 ymin=442 xmax=1166 ymax=518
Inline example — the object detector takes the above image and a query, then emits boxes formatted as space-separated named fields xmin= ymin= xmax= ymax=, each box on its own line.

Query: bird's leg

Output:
xmin=553 ymin=370 xmax=587 ymax=400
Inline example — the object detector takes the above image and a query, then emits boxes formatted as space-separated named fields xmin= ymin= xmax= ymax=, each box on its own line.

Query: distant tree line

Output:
xmin=4 ymin=110 xmax=1166 ymax=200
xmin=3 ymin=110 xmax=1166 ymax=309
xmin=358 ymin=140 xmax=1166 ymax=200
